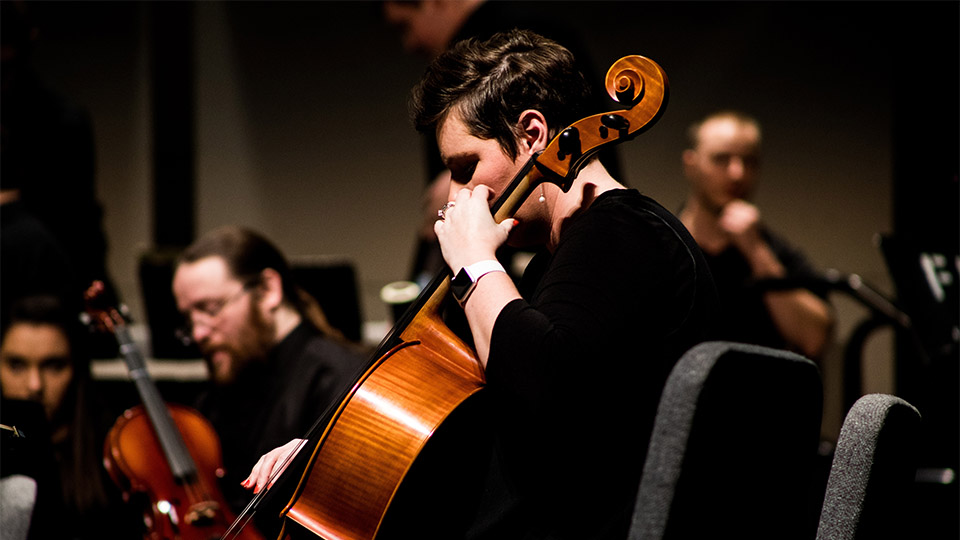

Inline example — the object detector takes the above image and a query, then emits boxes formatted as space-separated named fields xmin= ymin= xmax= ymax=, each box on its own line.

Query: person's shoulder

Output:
xmin=593 ymin=188 xmax=666 ymax=211
xmin=760 ymin=227 xmax=811 ymax=261
xmin=559 ymin=189 xmax=699 ymax=273
xmin=589 ymin=189 xmax=687 ymax=234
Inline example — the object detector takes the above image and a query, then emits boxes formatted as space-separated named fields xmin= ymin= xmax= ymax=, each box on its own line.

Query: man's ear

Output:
xmin=516 ymin=109 xmax=550 ymax=156
xmin=257 ymin=268 xmax=285 ymax=312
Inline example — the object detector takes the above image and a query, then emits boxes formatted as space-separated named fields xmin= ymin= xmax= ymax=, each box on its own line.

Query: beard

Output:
xmin=201 ymin=301 xmax=276 ymax=385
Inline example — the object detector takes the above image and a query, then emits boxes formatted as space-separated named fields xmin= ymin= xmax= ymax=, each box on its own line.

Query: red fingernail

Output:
xmin=512 ymin=219 xmax=519 ymax=226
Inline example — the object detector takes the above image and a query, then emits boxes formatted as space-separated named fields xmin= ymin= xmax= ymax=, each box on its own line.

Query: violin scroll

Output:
xmin=82 ymin=280 xmax=128 ymax=334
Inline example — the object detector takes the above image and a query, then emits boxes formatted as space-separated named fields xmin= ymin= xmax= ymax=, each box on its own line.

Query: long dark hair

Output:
xmin=3 ymin=294 xmax=110 ymax=516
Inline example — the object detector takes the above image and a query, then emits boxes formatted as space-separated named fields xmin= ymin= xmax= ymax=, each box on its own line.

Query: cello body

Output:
xmin=282 ymin=284 xmax=482 ymax=539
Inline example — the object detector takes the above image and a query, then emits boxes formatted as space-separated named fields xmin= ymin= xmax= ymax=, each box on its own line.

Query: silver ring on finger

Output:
xmin=438 ymin=201 xmax=455 ymax=220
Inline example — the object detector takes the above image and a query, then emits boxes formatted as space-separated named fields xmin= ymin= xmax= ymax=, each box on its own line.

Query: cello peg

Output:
xmin=557 ymin=127 xmax=581 ymax=160
xmin=600 ymin=113 xmax=630 ymax=137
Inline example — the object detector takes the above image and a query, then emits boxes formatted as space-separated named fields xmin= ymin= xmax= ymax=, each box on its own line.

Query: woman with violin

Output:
xmin=1 ymin=294 xmax=141 ymax=539
xmin=246 ymin=29 xmax=718 ymax=540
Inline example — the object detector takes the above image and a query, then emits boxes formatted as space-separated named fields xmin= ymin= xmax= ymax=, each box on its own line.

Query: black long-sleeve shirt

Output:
xmin=195 ymin=322 xmax=363 ymax=534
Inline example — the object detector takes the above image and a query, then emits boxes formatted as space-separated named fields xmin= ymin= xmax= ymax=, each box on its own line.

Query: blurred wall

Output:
xmin=19 ymin=1 xmax=956 ymax=438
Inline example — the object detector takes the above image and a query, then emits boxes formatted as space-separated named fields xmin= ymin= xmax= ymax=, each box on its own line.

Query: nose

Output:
xmin=446 ymin=182 xmax=461 ymax=203
xmin=25 ymin=367 xmax=43 ymax=396
xmin=727 ymin=156 xmax=747 ymax=180
xmin=190 ymin=317 xmax=214 ymax=345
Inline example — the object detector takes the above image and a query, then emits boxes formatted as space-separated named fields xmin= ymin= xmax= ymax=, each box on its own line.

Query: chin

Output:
xmin=204 ymin=356 xmax=237 ymax=386
xmin=209 ymin=369 xmax=234 ymax=386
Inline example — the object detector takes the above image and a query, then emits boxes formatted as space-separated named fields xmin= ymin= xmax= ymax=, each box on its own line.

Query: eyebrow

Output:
xmin=443 ymin=151 xmax=478 ymax=170
xmin=179 ymin=296 xmax=219 ymax=316
xmin=40 ymin=356 xmax=71 ymax=367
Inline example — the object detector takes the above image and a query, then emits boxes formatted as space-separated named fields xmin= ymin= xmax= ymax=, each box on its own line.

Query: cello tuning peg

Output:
xmin=556 ymin=127 xmax=581 ymax=160
xmin=600 ymin=113 xmax=630 ymax=134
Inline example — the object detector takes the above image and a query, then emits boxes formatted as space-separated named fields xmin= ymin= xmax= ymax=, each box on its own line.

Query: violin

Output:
xmin=84 ymin=281 xmax=264 ymax=540
xmin=225 ymin=54 xmax=668 ymax=540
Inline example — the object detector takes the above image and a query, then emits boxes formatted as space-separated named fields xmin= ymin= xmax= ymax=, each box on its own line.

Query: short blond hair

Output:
xmin=686 ymin=110 xmax=762 ymax=150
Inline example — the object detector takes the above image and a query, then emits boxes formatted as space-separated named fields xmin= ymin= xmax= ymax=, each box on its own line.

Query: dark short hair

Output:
xmin=410 ymin=28 xmax=592 ymax=160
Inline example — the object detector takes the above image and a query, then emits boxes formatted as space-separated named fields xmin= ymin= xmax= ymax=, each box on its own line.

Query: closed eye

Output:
xmin=40 ymin=357 xmax=72 ymax=372
xmin=447 ymin=159 xmax=477 ymax=185
xmin=192 ymin=299 xmax=225 ymax=317
xmin=2 ymin=357 xmax=28 ymax=372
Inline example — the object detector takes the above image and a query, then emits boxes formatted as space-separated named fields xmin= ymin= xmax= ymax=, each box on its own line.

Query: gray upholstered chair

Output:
xmin=0 ymin=475 xmax=37 ymax=540
xmin=629 ymin=341 xmax=824 ymax=540
xmin=816 ymin=394 xmax=921 ymax=540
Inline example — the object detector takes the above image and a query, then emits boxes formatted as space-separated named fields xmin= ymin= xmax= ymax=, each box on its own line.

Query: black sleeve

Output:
xmin=485 ymin=196 xmax=701 ymax=411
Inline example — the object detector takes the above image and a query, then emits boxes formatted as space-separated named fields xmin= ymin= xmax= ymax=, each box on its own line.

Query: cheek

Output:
xmin=0 ymin=368 xmax=28 ymax=399
xmin=45 ymin=368 xmax=74 ymax=405
xmin=476 ymin=158 xmax=521 ymax=194
xmin=214 ymin=307 xmax=250 ymax=338
xmin=217 ymin=307 xmax=263 ymax=354
xmin=699 ymin=171 xmax=730 ymax=193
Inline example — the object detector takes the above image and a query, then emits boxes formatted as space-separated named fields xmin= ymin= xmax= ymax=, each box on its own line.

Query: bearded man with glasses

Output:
xmin=171 ymin=225 xmax=364 ymax=536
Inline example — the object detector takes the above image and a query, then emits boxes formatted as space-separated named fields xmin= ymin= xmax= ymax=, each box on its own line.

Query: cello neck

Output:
xmin=371 ymin=154 xmax=545 ymax=357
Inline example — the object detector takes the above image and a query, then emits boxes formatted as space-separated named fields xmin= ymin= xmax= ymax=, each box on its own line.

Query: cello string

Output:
xmin=222 ymin=155 xmax=545 ymax=538
xmin=220 ymin=437 xmax=311 ymax=540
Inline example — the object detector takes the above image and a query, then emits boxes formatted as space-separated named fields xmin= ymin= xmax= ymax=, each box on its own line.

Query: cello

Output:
xmin=226 ymin=53 xmax=668 ymax=540
xmin=84 ymin=281 xmax=264 ymax=540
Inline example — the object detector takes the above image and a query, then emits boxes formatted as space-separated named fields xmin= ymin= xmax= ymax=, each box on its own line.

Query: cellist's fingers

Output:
xmin=241 ymin=454 xmax=271 ymax=493
xmin=242 ymin=438 xmax=306 ymax=493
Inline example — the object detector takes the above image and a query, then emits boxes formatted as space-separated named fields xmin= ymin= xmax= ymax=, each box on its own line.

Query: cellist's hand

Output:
xmin=241 ymin=438 xmax=306 ymax=494
xmin=434 ymin=185 xmax=515 ymax=274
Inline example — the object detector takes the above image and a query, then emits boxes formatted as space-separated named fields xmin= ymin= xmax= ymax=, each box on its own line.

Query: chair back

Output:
xmin=0 ymin=475 xmax=37 ymax=540
xmin=630 ymin=341 xmax=823 ymax=540
xmin=816 ymin=393 xmax=921 ymax=540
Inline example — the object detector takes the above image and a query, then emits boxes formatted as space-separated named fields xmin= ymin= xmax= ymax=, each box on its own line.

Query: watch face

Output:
xmin=451 ymin=268 xmax=473 ymax=302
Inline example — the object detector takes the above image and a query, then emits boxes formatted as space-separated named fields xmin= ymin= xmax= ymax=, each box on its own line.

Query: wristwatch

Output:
xmin=451 ymin=260 xmax=506 ymax=307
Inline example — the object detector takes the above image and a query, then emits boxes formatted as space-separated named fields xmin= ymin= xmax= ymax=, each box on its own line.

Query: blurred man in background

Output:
xmin=679 ymin=110 xmax=833 ymax=360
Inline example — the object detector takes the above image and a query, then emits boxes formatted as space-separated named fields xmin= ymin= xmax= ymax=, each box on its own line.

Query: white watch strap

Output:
xmin=463 ymin=260 xmax=506 ymax=281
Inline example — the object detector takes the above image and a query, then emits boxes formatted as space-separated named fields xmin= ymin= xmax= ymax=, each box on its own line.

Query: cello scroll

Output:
xmin=535 ymin=55 xmax=669 ymax=185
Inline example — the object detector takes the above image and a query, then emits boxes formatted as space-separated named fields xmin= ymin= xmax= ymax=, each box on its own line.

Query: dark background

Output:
xmin=8 ymin=1 xmax=958 ymax=536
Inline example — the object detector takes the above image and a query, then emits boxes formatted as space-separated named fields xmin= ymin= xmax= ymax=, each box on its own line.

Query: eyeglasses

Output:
xmin=175 ymin=281 xmax=255 ymax=347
